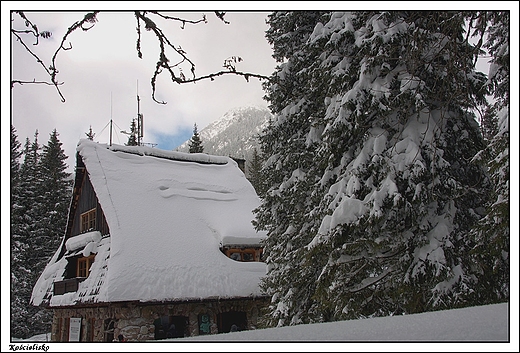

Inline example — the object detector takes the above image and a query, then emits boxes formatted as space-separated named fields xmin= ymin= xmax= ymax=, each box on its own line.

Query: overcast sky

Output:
xmin=7 ymin=7 xmax=277 ymax=171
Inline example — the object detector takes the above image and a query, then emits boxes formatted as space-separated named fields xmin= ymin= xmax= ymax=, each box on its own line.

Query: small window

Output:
xmin=77 ymin=255 xmax=95 ymax=278
xmin=153 ymin=315 xmax=188 ymax=339
xmin=225 ymin=248 xmax=259 ymax=262
xmin=80 ymin=208 xmax=96 ymax=233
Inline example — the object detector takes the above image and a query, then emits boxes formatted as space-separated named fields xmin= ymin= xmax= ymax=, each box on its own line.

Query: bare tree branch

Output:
xmin=214 ymin=11 xmax=230 ymax=24
xmin=11 ymin=11 xmax=100 ymax=102
xmin=148 ymin=11 xmax=208 ymax=29
xmin=11 ymin=79 xmax=64 ymax=87
xmin=12 ymin=11 xmax=269 ymax=104
xmin=11 ymin=12 xmax=66 ymax=101
xmin=49 ymin=11 xmax=101 ymax=102
xmin=134 ymin=10 xmax=200 ymax=104
xmin=181 ymin=70 xmax=269 ymax=84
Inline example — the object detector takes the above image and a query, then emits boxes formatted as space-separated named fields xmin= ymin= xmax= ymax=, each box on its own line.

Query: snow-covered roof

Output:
xmin=32 ymin=140 xmax=267 ymax=307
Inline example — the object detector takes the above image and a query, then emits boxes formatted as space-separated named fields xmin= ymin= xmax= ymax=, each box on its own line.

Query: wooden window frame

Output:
xmin=77 ymin=254 xmax=95 ymax=278
xmin=80 ymin=208 xmax=96 ymax=233
xmin=225 ymin=248 xmax=261 ymax=262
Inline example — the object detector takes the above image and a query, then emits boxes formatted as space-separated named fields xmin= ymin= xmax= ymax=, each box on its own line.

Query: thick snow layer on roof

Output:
xmin=65 ymin=230 xmax=101 ymax=252
xmin=31 ymin=233 xmax=110 ymax=307
xmin=32 ymin=140 xmax=267 ymax=306
xmin=31 ymin=239 xmax=67 ymax=306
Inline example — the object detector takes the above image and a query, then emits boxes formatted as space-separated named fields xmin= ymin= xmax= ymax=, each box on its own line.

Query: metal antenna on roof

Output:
xmin=110 ymin=91 xmax=113 ymax=146
xmin=137 ymin=80 xmax=143 ymax=146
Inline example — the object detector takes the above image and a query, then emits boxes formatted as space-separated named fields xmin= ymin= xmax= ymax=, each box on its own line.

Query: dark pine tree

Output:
xmin=11 ymin=125 xmax=22 ymax=192
xmin=39 ymin=129 xmax=72 ymax=267
xmin=188 ymin=123 xmax=204 ymax=153
xmin=256 ymin=11 xmax=492 ymax=326
xmin=254 ymin=11 xmax=333 ymax=327
xmin=469 ymin=11 xmax=510 ymax=305
xmin=125 ymin=119 xmax=138 ymax=146
xmin=11 ymin=125 xmax=27 ymax=338
xmin=11 ymin=128 xmax=73 ymax=338
xmin=247 ymin=147 xmax=265 ymax=197
xmin=85 ymin=125 xmax=95 ymax=141
xmin=28 ymin=129 xmax=72 ymax=335
xmin=11 ymin=130 xmax=45 ymax=338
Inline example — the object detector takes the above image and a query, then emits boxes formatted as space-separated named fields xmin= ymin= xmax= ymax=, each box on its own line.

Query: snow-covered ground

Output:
xmin=9 ymin=302 xmax=517 ymax=352
xmin=178 ymin=302 xmax=510 ymax=343
xmin=11 ymin=332 xmax=51 ymax=343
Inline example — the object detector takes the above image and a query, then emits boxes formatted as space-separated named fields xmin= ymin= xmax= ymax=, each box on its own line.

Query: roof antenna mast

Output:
xmin=110 ymin=91 xmax=113 ymax=146
xmin=137 ymin=80 xmax=143 ymax=146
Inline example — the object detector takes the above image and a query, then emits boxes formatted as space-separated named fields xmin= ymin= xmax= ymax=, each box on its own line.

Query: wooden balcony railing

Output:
xmin=53 ymin=277 xmax=86 ymax=295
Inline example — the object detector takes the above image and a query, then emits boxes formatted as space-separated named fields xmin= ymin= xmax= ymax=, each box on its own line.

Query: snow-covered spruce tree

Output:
xmin=309 ymin=11 xmax=492 ymax=318
xmin=11 ymin=131 xmax=46 ymax=338
xmin=257 ymin=11 xmax=491 ymax=325
xmin=29 ymin=129 xmax=72 ymax=334
xmin=189 ymin=123 xmax=204 ymax=153
xmin=11 ymin=125 xmax=29 ymax=338
xmin=38 ymin=129 xmax=72 ymax=273
xmin=11 ymin=129 xmax=72 ymax=337
xmin=125 ymin=119 xmax=139 ymax=146
xmin=254 ymin=11 xmax=335 ymax=327
xmin=11 ymin=125 xmax=22 ymax=186
xmin=247 ymin=147 xmax=266 ymax=197
xmin=85 ymin=125 xmax=95 ymax=140
xmin=469 ymin=11 xmax=509 ymax=304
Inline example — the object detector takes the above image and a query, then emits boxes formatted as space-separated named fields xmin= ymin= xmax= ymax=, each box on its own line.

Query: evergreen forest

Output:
xmin=11 ymin=127 xmax=72 ymax=338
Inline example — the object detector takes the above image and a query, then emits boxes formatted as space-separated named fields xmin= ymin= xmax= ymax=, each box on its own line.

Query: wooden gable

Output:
xmin=59 ymin=152 xmax=109 ymax=260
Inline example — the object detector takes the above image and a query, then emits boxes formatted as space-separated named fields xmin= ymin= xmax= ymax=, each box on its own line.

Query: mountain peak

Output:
xmin=177 ymin=106 xmax=272 ymax=167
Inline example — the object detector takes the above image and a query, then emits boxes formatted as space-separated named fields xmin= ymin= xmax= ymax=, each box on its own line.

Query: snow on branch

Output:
xmin=133 ymin=11 xmax=268 ymax=104
xmin=348 ymin=267 xmax=392 ymax=293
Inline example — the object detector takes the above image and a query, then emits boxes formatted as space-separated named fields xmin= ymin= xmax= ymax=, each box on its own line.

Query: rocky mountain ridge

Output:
xmin=177 ymin=106 xmax=272 ymax=170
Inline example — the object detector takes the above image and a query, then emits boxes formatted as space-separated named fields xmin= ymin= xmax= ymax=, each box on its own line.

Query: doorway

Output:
xmin=154 ymin=315 xmax=188 ymax=339
xmin=217 ymin=311 xmax=247 ymax=333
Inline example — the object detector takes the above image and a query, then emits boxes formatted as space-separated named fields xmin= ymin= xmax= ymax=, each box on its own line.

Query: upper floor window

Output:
xmin=81 ymin=208 xmax=96 ymax=232
xmin=77 ymin=254 xmax=95 ymax=277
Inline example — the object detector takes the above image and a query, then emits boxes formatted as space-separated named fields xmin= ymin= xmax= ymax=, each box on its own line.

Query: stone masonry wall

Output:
xmin=51 ymin=298 xmax=268 ymax=342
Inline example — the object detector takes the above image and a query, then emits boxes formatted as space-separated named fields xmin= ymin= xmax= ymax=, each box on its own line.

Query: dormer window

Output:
xmin=54 ymin=254 xmax=95 ymax=295
xmin=223 ymin=247 xmax=263 ymax=262
xmin=81 ymin=208 xmax=96 ymax=232
xmin=77 ymin=255 xmax=95 ymax=278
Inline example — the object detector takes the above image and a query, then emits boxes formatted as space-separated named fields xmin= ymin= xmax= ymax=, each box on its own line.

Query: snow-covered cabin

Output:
xmin=31 ymin=139 xmax=268 ymax=342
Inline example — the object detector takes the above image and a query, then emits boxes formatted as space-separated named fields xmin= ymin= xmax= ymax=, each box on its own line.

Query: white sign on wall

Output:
xmin=69 ymin=317 xmax=82 ymax=342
